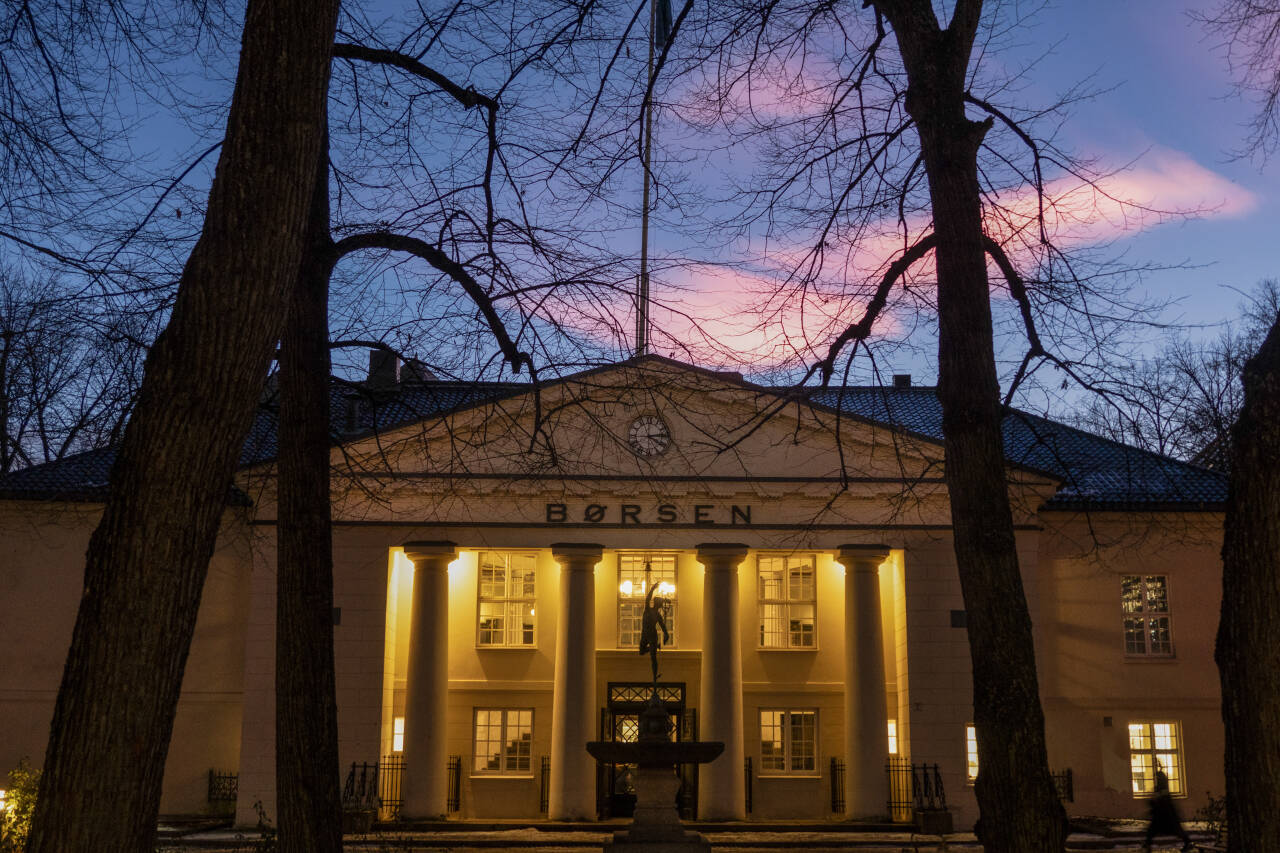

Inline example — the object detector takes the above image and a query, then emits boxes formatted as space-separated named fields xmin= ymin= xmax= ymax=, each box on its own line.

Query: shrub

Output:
xmin=0 ymin=758 xmax=40 ymax=853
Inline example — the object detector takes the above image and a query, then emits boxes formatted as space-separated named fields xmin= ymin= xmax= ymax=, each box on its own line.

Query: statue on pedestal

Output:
xmin=638 ymin=581 xmax=669 ymax=685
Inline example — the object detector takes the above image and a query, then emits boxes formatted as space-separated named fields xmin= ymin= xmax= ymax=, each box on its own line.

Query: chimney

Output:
xmin=368 ymin=349 xmax=400 ymax=389
xmin=892 ymin=374 xmax=911 ymax=389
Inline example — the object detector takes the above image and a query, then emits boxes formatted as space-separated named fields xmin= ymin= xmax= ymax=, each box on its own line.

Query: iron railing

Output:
xmin=379 ymin=755 xmax=405 ymax=820
xmin=1051 ymin=768 xmax=1074 ymax=803
xmin=885 ymin=758 xmax=947 ymax=822
xmin=343 ymin=761 xmax=381 ymax=812
xmin=447 ymin=755 xmax=462 ymax=813
xmin=540 ymin=756 xmax=551 ymax=814
xmin=744 ymin=757 xmax=753 ymax=814
xmin=829 ymin=757 xmax=845 ymax=814
xmin=207 ymin=769 xmax=238 ymax=806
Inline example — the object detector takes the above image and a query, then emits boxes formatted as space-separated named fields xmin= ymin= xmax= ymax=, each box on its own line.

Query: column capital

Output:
xmin=695 ymin=543 xmax=749 ymax=568
xmin=403 ymin=540 xmax=457 ymax=564
xmin=551 ymin=542 xmax=604 ymax=566
xmin=836 ymin=544 xmax=891 ymax=569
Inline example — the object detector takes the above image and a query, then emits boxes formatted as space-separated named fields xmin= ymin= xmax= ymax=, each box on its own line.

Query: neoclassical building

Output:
xmin=0 ymin=355 xmax=1227 ymax=828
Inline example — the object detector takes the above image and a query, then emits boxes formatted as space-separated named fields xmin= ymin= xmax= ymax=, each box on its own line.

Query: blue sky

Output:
xmin=997 ymin=0 xmax=1278 ymax=331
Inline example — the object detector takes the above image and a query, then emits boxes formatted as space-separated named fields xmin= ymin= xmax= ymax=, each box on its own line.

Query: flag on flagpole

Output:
xmin=654 ymin=0 xmax=673 ymax=51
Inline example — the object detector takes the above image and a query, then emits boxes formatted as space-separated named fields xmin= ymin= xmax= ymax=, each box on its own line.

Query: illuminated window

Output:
xmin=965 ymin=724 xmax=978 ymax=783
xmin=1129 ymin=721 xmax=1185 ymax=797
xmin=1121 ymin=576 xmax=1173 ymax=656
xmin=477 ymin=552 xmax=536 ymax=647
xmin=758 ymin=555 xmax=816 ymax=648
xmin=392 ymin=716 xmax=405 ymax=752
xmin=887 ymin=719 xmax=899 ymax=755
xmin=618 ymin=554 xmax=677 ymax=648
xmin=0 ymin=788 xmax=6 ymax=813
xmin=473 ymin=708 xmax=533 ymax=774
xmin=759 ymin=709 xmax=818 ymax=775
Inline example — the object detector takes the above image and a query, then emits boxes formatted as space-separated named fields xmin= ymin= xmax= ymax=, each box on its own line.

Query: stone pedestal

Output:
xmin=606 ymin=766 xmax=711 ymax=853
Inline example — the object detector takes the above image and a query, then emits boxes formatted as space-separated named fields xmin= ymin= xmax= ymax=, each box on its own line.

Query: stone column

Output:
xmin=549 ymin=542 xmax=603 ymax=820
xmin=837 ymin=544 xmax=892 ymax=819
xmin=401 ymin=541 xmax=456 ymax=819
xmin=696 ymin=543 xmax=749 ymax=821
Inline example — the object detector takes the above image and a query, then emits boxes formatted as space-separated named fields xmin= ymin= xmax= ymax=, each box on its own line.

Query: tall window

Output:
xmin=618 ymin=554 xmax=677 ymax=648
xmin=473 ymin=708 xmax=533 ymax=774
xmin=478 ymin=551 xmax=536 ymax=647
xmin=759 ymin=709 xmax=817 ymax=775
xmin=392 ymin=716 xmax=405 ymax=752
xmin=1129 ymin=721 xmax=1185 ymax=796
xmin=758 ymin=555 xmax=816 ymax=648
xmin=965 ymin=724 xmax=979 ymax=782
xmin=1121 ymin=575 xmax=1173 ymax=656
xmin=887 ymin=719 xmax=899 ymax=755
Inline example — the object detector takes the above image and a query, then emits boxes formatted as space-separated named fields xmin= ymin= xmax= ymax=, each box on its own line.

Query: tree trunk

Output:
xmin=276 ymin=118 xmax=343 ymax=853
xmin=875 ymin=3 xmax=1068 ymax=850
xmin=1217 ymin=315 xmax=1280 ymax=853
xmin=26 ymin=2 xmax=339 ymax=851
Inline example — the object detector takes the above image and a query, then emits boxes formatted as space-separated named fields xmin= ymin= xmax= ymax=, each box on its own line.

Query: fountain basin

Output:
xmin=586 ymin=740 xmax=723 ymax=768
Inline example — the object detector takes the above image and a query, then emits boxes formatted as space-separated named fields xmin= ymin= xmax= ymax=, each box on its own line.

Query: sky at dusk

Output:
xmin=1001 ymin=0 xmax=1278 ymax=331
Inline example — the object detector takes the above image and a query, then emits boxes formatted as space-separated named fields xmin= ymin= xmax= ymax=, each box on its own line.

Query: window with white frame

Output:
xmin=477 ymin=552 xmax=536 ymax=647
xmin=1121 ymin=575 xmax=1173 ymax=656
xmin=618 ymin=554 xmax=677 ymax=648
xmin=759 ymin=709 xmax=818 ymax=775
xmin=758 ymin=555 xmax=816 ymax=648
xmin=392 ymin=716 xmax=405 ymax=752
xmin=1128 ymin=721 xmax=1185 ymax=796
xmin=887 ymin=719 xmax=899 ymax=755
xmin=473 ymin=708 xmax=533 ymax=774
xmin=965 ymin=724 xmax=979 ymax=782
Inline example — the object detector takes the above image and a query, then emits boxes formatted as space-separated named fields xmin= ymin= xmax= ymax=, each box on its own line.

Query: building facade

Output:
xmin=0 ymin=356 xmax=1227 ymax=828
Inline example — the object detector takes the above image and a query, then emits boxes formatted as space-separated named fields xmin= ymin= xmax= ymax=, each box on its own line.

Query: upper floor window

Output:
xmin=618 ymin=554 xmax=677 ymax=648
xmin=473 ymin=708 xmax=533 ymax=775
xmin=1128 ymin=721 xmax=1184 ymax=797
xmin=1121 ymin=575 xmax=1173 ymax=656
xmin=758 ymin=555 xmax=816 ymax=648
xmin=759 ymin=709 xmax=818 ymax=775
xmin=478 ymin=551 xmax=536 ymax=647
xmin=887 ymin=719 xmax=899 ymax=755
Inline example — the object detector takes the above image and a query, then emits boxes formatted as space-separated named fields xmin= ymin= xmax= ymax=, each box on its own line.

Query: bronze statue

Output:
xmin=638 ymin=581 xmax=669 ymax=685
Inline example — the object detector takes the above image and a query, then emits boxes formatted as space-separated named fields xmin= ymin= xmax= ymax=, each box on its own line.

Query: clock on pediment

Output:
xmin=628 ymin=415 xmax=671 ymax=458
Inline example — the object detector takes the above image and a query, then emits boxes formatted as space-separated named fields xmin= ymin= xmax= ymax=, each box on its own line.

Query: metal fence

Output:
xmin=744 ymin=757 xmax=753 ymax=815
xmin=885 ymin=758 xmax=946 ymax=823
xmin=207 ymin=769 xmax=238 ymax=809
xmin=540 ymin=756 xmax=551 ymax=814
xmin=379 ymin=755 xmax=405 ymax=820
xmin=446 ymin=755 xmax=462 ymax=813
xmin=1051 ymin=768 xmax=1074 ymax=803
xmin=829 ymin=758 xmax=845 ymax=814
xmin=343 ymin=761 xmax=381 ymax=812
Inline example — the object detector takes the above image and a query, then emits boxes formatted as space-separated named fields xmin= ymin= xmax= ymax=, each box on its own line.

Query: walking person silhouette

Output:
xmin=1143 ymin=761 xmax=1192 ymax=852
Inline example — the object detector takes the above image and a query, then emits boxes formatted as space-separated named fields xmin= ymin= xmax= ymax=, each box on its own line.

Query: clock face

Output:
xmin=628 ymin=415 xmax=671 ymax=458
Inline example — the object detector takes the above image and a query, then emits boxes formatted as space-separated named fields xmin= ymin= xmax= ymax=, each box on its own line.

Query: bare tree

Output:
xmin=0 ymin=270 xmax=145 ymax=472
xmin=1068 ymin=281 xmax=1280 ymax=467
xmin=26 ymin=1 xmax=340 ymax=851
xmin=1195 ymin=3 xmax=1280 ymax=848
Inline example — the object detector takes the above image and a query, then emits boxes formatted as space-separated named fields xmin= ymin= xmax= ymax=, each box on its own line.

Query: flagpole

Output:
xmin=636 ymin=0 xmax=657 ymax=358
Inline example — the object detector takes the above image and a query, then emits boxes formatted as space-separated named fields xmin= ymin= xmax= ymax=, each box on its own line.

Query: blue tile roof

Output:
xmin=1 ymin=364 xmax=1226 ymax=509
xmin=808 ymin=387 xmax=1227 ymax=507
